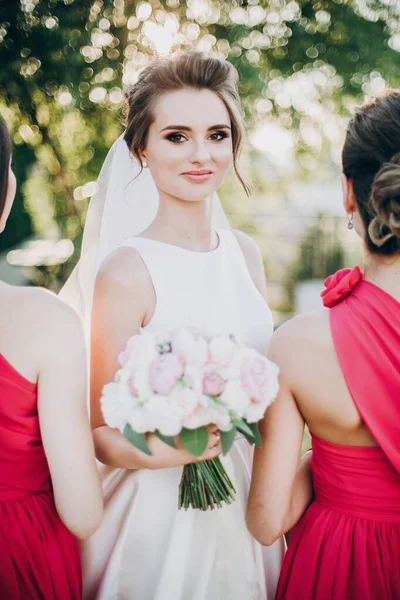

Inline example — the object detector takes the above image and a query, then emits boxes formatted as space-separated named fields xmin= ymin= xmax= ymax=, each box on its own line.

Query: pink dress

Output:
xmin=0 ymin=355 xmax=81 ymax=599
xmin=276 ymin=267 xmax=400 ymax=600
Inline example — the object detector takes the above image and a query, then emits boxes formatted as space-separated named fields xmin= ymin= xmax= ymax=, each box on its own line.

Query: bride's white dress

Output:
xmin=81 ymin=229 xmax=285 ymax=599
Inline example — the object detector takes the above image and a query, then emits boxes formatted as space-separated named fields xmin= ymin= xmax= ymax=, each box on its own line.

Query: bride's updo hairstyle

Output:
xmin=342 ymin=90 xmax=400 ymax=254
xmin=0 ymin=115 xmax=12 ymax=222
xmin=124 ymin=51 xmax=249 ymax=195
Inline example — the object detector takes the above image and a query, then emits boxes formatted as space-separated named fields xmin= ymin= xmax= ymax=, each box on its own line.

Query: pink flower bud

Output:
xmin=202 ymin=371 xmax=225 ymax=397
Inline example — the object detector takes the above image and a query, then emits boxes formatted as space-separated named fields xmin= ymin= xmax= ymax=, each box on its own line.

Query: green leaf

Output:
xmin=233 ymin=418 xmax=255 ymax=445
xmin=123 ymin=424 xmax=152 ymax=455
xmin=220 ymin=427 xmax=237 ymax=455
xmin=246 ymin=422 xmax=262 ymax=448
xmin=233 ymin=418 xmax=255 ymax=439
xmin=179 ymin=427 xmax=209 ymax=458
xmin=155 ymin=431 xmax=176 ymax=449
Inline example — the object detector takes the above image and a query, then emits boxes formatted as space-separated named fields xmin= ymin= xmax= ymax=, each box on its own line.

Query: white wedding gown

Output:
xmin=81 ymin=229 xmax=285 ymax=599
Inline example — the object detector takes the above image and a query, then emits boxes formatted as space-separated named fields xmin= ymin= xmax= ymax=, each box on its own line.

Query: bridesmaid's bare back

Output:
xmin=272 ymin=308 xmax=377 ymax=447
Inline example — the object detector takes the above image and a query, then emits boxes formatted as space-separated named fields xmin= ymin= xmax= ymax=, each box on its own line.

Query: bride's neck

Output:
xmin=363 ymin=250 xmax=400 ymax=301
xmin=145 ymin=193 xmax=217 ymax=251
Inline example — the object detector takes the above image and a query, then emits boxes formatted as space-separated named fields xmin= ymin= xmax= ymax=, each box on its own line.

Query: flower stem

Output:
xmin=178 ymin=458 xmax=236 ymax=511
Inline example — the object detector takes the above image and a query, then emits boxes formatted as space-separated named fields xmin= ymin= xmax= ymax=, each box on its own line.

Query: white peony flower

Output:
xmin=218 ymin=345 xmax=247 ymax=380
xmin=182 ymin=364 xmax=204 ymax=396
xmin=146 ymin=395 xmax=183 ymax=436
xmin=244 ymin=403 xmax=267 ymax=424
xmin=220 ymin=379 xmax=249 ymax=418
xmin=182 ymin=404 xmax=232 ymax=431
xmin=182 ymin=405 xmax=215 ymax=430
xmin=101 ymin=382 xmax=128 ymax=432
xmin=169 ymin=385 xmax=199 ymax=418
xmin=171 ymin=329 xmax=209 ymax=367
xmin=127 ymin=406 xmax=158 ymax=434
xmin=209 ymin=335 xmax=236 ymax=367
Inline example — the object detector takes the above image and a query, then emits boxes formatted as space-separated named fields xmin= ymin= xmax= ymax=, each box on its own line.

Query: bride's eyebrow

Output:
xmin=160 ymin=124 xmax=231 ymax=132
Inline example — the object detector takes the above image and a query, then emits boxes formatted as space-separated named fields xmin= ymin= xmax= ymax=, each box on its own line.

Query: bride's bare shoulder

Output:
xmin=96 ymin=246 xmax=151 ymax=290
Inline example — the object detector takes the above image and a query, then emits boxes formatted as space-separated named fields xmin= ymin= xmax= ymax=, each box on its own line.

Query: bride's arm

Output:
xmin=246 ymin=326 xmax=313 ymax=546
xmin=90 ymin=248 xmax=221 ymax=470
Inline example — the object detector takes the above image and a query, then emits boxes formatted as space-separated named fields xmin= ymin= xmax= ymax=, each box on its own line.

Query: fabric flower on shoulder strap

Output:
xmin=321 ymin=266 xmax=363 ymax=308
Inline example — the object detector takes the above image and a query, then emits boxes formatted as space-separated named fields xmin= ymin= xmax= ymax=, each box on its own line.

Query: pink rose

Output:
xmin=149 ymin=353 xmax=184 ymax=395
xmin=241 ymin=354 xmax=278 ymax=407
xmin=171 ymin=329 xmax=209 ymax=367
xmin=321 ymin=266 xmax=363 ymax=308
xmin=202 ymin=372 xmax=225 ymax=397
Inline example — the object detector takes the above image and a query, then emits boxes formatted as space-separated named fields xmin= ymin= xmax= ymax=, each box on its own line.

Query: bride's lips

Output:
xmin=181 ymin=170 xmax=214 ymax=183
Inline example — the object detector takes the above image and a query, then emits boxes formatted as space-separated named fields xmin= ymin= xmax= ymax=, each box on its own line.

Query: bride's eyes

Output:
xmin=166 ymin=131 xmax=229 ymax=143
xmin=166 ymin=133 xmax=187 ymax=143
xmin=209 ymin=131 xmax=229 ymax=141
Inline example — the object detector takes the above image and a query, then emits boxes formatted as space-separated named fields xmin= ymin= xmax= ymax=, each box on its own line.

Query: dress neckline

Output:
xmin=134 ymin=229 xmax=222 ymax=256
xmin=362 ymin=278 xmax=400 ymax=309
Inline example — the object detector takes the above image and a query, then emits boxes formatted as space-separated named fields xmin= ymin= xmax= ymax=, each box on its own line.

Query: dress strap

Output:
xmin=217 ymin=229 xmax=253 ymax=277
xmin=324 ymin=270 xmax=400 ymax=475
xmin=118 ymin=238 xmax=187 ymax=306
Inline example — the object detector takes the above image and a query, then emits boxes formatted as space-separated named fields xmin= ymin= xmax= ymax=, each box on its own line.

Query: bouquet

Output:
xmin=101 ymin=327 xmax=279 ymax=511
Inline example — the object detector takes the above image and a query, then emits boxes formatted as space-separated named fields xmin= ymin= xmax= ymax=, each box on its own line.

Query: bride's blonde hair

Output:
xmin=124 ymin=52 xmax=249 ymax=195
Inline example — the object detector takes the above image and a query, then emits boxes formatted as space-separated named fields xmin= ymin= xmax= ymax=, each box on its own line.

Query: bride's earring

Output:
xmin=142 ymin=159 xmax=148 ymax=168
xmin=347 ymin=212 xmax=354 ymax=230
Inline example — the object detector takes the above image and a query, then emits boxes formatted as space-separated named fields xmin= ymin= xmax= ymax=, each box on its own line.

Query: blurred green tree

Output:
xmin=285 ymin=213 xmax=347 ymax=312
xmin=0 ymin=0 xmax=399 ymax=286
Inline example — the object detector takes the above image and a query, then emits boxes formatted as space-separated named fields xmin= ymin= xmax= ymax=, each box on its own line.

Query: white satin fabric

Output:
xmin=80 ymin=230 xmax=285 ymax=599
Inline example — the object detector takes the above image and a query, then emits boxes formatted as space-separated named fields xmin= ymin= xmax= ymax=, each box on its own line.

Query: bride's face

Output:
xmin=143 ymin=88 xmax=233 ymax=202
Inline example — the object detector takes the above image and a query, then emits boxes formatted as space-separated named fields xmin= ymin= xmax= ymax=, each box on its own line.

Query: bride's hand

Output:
xmin=146 ymin=425 xmax=222 ymax=470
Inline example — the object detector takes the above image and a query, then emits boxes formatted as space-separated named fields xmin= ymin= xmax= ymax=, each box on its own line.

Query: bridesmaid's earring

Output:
xmin=347 ymin=213 xmax=354 ymax=230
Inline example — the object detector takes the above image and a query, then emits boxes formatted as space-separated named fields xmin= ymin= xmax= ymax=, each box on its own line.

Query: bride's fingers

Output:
xmin=208 ymin=431 xmax=220 ymax=448
xmin=207 ymin=437 xmax=222 ymax=454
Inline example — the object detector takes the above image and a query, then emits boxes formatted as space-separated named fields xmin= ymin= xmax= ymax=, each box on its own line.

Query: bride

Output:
xmin=63 ymin=51 xmax=287 ymax=599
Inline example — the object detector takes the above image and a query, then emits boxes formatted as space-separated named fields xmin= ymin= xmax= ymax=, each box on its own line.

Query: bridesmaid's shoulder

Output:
xmin=269 ymin=310 xmax=331 ymax=361
xmin=3 ymin=284 xmax=84 ymax=352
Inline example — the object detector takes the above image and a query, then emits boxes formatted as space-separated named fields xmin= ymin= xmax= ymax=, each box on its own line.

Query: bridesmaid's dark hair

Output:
xmin=0 ymin=115 xmax=12 ymax=221
xmin=124 ymin=51 xmax=249 ymax=195
xmin=342 ymin=90 xmax=400 ymax=255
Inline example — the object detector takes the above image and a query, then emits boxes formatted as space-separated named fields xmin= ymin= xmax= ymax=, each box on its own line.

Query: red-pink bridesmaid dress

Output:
xmin=276 ymin=267 xmax=400 ymax=600
xmin=0 ymin=354 xmax=81 ymax=599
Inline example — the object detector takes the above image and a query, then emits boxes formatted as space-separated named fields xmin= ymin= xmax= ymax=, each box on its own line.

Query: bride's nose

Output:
xmin=189 ymin=141 xmax=211 ymax=164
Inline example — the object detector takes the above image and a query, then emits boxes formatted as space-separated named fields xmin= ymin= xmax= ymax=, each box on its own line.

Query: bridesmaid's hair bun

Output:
xmin=124 ymin=51 xmax=249 ymax=195
xmin=342 ymin=90 xmax=400 ymax=255
xmin=0 ymin=114 xmax=12 ymax=223
xmin=369 ymin=153 xmax=400 ymax=247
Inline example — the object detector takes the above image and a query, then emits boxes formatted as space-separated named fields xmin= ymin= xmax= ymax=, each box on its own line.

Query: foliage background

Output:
xmin=0 ymin=0 xmax=399 ymax=308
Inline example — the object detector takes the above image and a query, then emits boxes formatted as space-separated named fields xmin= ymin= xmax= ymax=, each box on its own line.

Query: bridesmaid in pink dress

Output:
xmin=247 ymin=90 xmax=400 ymax=599
xmin=0 ymin=115 xmax=103 ymax=598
